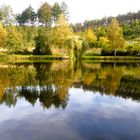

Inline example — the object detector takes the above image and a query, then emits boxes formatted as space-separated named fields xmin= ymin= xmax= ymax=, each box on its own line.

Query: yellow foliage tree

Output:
xmin=98 ymin=36 xmax=109 ymax=48
xmin=85 ymin=28 xmax=97 ymax=47
xmin=0 ymin=23 xmax=7 ymax=48
xmin=107 ymin=18 xmax=125 ymax=56
xmin=52 ymin=14 xmax=73 ymax=52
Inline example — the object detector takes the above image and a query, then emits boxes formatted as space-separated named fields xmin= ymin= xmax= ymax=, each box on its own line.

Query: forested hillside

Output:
xmin=72 ymin=11 xmax=140 ymax=39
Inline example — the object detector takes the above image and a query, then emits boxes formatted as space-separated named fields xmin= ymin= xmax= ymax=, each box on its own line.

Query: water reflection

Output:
xmin=0 ymin=61 xmax=140 ymax=140
xmin=0 ymin=61 xmax=140 ymax=108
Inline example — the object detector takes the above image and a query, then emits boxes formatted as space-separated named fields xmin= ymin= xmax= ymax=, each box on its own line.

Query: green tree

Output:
xmin=0 ymin=5 xmax=15 ymax=26
xmin=16 ymin=6 xmax=36 ymax=25
xmin=52 ymin=14 xmax=73 ymax=52
xmin=37 ymin=2 xmax=52 ymax=27
xmin=65 ymin=36 xmax=88 ymax=61
xmin=33 ymin=28 xmax=52 ymax=55
xmin=52 ymin=2 xmax=61 ymax=22
xmin=5 ymin=27 xmax=23 ymax=54
xmin=60 ymin=2 xmax=69 ymax=19
xmin=107 ymin=18 xmax=125 ymax=56
xmin=126 ymin=41 xmax=140 ymax=56
xmin=52 ymin=2 xmax=69 ymax=22
xmin=96 ymin=27 xmax=106 ymax=39
xmin=16 ymin=26 xmax=37 ymax=53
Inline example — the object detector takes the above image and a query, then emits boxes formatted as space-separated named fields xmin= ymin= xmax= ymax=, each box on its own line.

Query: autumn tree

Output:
xmin=107 ymin=18 xmax=125 ymax=56
xmin=98 ymin=37 xmax=109 ymax=48
xmin=5 ymin=27 xmax=23 ymax=54
xmin=37 ymin=2 xmax=52 ymax=27
xmin=52 ymin=14 xmax=73 ymax=54
xmin=0 ymin=23 xmax=7 ymax=48
xmin=17 ymin=26 xmax=37 ymax=52
xmin=96 ymin=27 xmax=106 ymax=39
xmin=65 ymin=36 xmax=88 ymax=61
xmin=85 ymin=28 xmax=97 ymax=48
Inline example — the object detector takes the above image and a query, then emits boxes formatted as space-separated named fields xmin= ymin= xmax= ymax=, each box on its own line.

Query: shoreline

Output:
xmin=0 ymin=54 xmax=140 ymax=63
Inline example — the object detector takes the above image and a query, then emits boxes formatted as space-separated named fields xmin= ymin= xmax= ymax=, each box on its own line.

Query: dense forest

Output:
xmin=72 ymin=11 xmax=140 ymax=36
xmin=0 ymin=2 xmax=140 ymax=59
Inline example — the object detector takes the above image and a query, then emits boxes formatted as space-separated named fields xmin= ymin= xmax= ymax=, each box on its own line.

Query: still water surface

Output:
xmin=0 ymin=61 xmax=140 ymax=140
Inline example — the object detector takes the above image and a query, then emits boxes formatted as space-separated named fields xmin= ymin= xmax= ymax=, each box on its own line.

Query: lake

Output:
xmin=0 ymin=61 xmax=140 ymax=140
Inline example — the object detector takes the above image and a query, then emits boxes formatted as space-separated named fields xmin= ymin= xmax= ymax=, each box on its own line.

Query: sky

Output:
xmin=0 ymin=0 xmax=140 ymax=23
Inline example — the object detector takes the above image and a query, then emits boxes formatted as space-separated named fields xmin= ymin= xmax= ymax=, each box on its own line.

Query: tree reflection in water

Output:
xmin=0 ymin=61 xmax=140 ymax=108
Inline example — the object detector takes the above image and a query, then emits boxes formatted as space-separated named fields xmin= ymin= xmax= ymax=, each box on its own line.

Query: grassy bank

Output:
xmin=0 ymin=54 xmax=140 ymax=63
xmin=83 ymin=56 xmax=140 ymax=60
xmin=0 ymin=54 xmax=68 ymax=63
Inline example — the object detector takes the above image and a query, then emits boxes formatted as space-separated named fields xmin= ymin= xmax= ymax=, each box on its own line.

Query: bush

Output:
xmin=101 ymin=49 xmax=114 ymax=56
xmin=101 ymin=49 xmax=128 ymax=56
xmin=15 ymin=49 xmax=32 ymax=55
xmin=33 ymin=36 xmax=52 ymax=55
xmin=101 ymin=48 xmax=140 ymax=56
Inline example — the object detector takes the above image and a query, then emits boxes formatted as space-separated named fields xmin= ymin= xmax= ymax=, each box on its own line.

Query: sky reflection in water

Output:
xmin=0 ymin=62 xmax=140 ymax=140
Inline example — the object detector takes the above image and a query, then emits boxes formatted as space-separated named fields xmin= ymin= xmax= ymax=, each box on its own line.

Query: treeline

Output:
xmin=0 ymin=2 xmax=74 ymax=56
xmin=72 ymin=11 xmax=140 ymax=40
xmin=123 ymin=20 xmax=140 ymax=39
xmin=71 ymin=11 xmax=140 ymax=56
xmin=0 ymin=2 xmax=68 ymax=26
xmin=0 ymin=2 xmax=90 ymax=59
xmin=0 ymin=2 xmax=140 ymax=57
xmin=73 ymin=19 xmax=140 ymax=40
xmin=72 ymin=10 xmax=140 ymax=31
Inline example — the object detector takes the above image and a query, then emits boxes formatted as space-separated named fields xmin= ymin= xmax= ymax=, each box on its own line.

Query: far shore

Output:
xmin=0 ymin=54 xmax=140 ymax=63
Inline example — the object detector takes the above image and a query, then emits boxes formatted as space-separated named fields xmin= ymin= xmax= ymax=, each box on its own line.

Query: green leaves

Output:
xmin=52 ymin=3 xmax=61 ymax=22
xmin=4 ymin=27 xmax=23 ymax=53
xmin=0 ymin=5 xmax=15 ymax=26
xmin=37 ymin=2 xmax=52 ymax=27
xmin=52 ymin=14 xmax=73 ymax=49
xmin=33 ymin=28 xmax=52 ymax=55
xmin=17 ymin=6 xmax=36 ymax=25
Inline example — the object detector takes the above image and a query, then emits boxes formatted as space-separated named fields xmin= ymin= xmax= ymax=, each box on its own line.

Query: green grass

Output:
xmin=0 ymin=54 xmax=140 ymax=63
xmin=0 ymin=54 xmax=67 ymax=63
xmin=83 ymin=56 xmax=140 ymax=60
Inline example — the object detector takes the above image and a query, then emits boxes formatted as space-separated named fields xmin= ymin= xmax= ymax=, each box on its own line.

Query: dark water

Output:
xmin=0 ymin=61 xmax=140 ymax=140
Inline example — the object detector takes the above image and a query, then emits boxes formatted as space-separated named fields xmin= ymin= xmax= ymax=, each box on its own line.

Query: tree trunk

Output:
xmin=70 ymin=48 xmax=75 ymax=61
xmin=114 ymin=50 xmax=116 ymax=56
